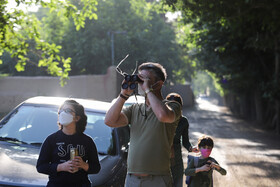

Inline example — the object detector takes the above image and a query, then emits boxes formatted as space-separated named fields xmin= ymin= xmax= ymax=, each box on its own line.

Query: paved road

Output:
xmin=181 ymin=98 xmax=280 ymax=187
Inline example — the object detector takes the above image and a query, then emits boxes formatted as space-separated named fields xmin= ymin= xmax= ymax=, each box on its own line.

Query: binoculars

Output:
xmin=122 ymin=74 xmax=144 ymax=90
xmin=115 ymin=54 xmax=143 ymax=90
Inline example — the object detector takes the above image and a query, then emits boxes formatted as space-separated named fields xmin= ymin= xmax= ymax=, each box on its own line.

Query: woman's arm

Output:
xmin=36 ymin=137 xmax=58 ymax=175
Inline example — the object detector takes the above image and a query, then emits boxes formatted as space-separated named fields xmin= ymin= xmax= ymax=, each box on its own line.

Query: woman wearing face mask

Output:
xmin=36 ymin=100 xmax=101 ymax=187
xmin=185 ymin=135 xmax=226 ymax=187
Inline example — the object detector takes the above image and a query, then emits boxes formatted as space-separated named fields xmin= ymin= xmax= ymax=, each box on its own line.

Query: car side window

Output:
xmin=85 ymin=112 xmax=116 ymax=155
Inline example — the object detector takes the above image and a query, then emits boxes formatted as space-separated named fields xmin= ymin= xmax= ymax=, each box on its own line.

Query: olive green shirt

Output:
xmin=122 ymin=100 xmax=181 ymax=175
xmin=185 ymin=157 xmax=227 ymax=187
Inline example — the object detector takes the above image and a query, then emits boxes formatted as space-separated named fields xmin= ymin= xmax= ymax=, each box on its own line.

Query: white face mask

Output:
xmin=59 ymin=111 xmax=73 ymax=126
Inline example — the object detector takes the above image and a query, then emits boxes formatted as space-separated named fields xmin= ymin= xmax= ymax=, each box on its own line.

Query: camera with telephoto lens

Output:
xmin=122 ymin=74 xmax=144 ymax=90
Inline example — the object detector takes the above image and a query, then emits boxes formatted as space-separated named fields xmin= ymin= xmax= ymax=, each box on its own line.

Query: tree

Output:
xmin=32 ymin=0 xmax=192 ymax=84
xmin=0 ymin=0 xmax=98 ymax=86
xmin=164 ymin=0 xmax=280 ymax=132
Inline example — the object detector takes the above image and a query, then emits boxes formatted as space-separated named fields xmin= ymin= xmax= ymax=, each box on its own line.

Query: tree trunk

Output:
xmin=254 ymin=89 xmax=263 ymax=124
xmin=275 ymin=40 xmax=280 ymax=134
xmin=276 ymin=101 xmax=280 ymax=134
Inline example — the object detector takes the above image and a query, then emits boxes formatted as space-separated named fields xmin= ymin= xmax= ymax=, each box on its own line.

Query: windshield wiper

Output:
xmin=30 ymin=142 xmax=42 ymax=146
xmin=0 ymin=137 xmax=28 ymax=145
xmin=98 ymin=151 xmax=108 ymax=155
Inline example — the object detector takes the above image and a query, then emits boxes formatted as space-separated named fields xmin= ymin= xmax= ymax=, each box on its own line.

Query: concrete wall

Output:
xmin=162 ymin=84 xmax=195 ymax=107
xmin=0 ymin=66 xmax=118 ymax=113
xmin=0 ymin=66 xmax=194 ymax=114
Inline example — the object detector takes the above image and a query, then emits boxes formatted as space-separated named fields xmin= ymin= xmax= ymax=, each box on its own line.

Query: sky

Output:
xmin=6 ymin=0 xmax=179 ymax=21
xmin=6 ymin=0 xmax=39 ymax=12
xmin=165 ymin=11 xmax=181 ymax=22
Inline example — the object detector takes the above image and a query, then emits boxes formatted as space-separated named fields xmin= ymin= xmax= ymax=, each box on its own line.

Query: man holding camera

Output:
xmin=104 ymin=62 xmax=182 ymax=187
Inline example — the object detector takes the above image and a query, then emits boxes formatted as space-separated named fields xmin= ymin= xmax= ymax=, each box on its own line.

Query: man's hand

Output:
xmin=191 ymin=146 xmax=199 ymax=153
xmin=138 ymin=74 xmax=152 ymax=92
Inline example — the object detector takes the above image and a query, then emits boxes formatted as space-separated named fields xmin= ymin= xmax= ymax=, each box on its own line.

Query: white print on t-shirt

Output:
xmin=56 ymin=142 xmax=86 ymax=158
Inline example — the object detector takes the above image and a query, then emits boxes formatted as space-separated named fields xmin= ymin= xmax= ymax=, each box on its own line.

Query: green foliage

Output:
xmin=191 ymin=71 xmax=223 ymax=97
xmin=1 ymin=0 xmax=196 ymax=86
xmin=0 ymin=0 xmax=98 ymax=86
xmin=163 ymin=0 xmax=280 ymax=133
xmin=38 ymin=7 xmax=70 ymax=44
xmin=164 ymin=0 xmax=280 ymax=100
xmin=207 ymin=71 xmax=225 ymax=97
xmin=35 ymin=0 xmax=190 ymax=84
xmin=191 ymin=71 xmax=211 ymax=96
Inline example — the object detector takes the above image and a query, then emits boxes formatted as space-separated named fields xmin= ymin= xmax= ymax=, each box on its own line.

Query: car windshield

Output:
xmin=0 ymin=104 xmax=114 ymax=155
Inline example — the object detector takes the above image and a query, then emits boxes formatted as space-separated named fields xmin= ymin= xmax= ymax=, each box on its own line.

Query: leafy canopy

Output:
xmin=34 ymin=0 xmax=191 ymax=84
xmin=0 ymin=0 xmax=98 ymax=86
xmin=164 ymin=0 xmax=280 ymax=99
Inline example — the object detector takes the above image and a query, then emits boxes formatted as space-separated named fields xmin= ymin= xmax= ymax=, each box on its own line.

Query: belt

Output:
xmin=129 ymin=173 xmax=151 ymax=177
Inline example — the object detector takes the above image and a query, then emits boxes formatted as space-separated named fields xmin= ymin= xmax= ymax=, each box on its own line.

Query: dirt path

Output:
xmin=182 ymin=98 xmax=280 ymax=187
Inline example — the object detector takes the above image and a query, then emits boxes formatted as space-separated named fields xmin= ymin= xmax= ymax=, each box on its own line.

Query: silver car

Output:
xmin=0 ymin=96 xmax=129 ymax=186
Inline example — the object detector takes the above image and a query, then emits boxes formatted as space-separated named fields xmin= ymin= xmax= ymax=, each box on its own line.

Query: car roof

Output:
xmin=126 ymin=95 xmax=145 ymax=104
xmin=111 ymin=95 xmax=145 ymax=105
xmin=23 ymin=96 xmax=112 ymax=113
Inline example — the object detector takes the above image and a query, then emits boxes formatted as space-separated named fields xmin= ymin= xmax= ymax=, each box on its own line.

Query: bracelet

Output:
xmin=145 ymin=88 xmax=153 ymax=94
xmin=120 ymin=93 xmax=129 ymax=100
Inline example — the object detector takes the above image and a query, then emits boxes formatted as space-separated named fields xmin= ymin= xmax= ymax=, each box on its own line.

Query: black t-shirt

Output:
xmin=36 ymin=130 xmax=100 ymax=186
